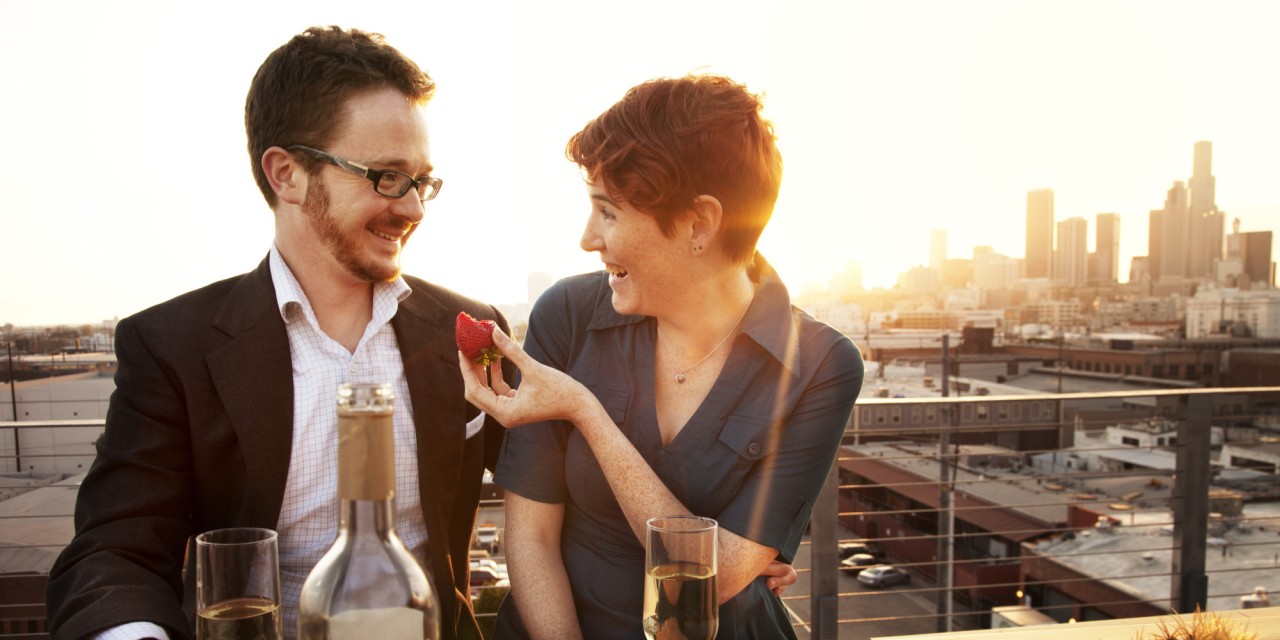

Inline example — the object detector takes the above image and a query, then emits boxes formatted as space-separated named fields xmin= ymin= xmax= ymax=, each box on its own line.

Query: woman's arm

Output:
xmin=504 ymin=493 xmax=582 ymax=640
xmin=461 ymin=329 xmax=778 ymax=603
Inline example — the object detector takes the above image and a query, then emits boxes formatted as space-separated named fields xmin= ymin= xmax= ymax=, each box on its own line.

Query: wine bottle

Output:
xmin=297 ymin=382 xmax=440 ymax=639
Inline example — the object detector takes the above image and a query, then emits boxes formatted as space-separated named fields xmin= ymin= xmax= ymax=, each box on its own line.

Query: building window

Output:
xmin=963 ymin=405 xmax=974 ymax=422
xmin=977 ymin=404 xmax=989 ymax=421
xmin=1204 ymin=364 xmax=1213 ymax=376
xmin=1012 ymin=403 xmax=1022 ymax=420
xmin=892 ymin=407 xmax=902 ymax=424
xmin=998 ymin=404 xmax=1009 ymax=420
xmin=925 ymin=407 xmax=936 ymax=423
xmin=1170 ymin=364 xmax=1180 ymax=377
xmin=1153 ymin=365 xmax=1164 ymax=377
xmin=876 ymin=409 xmax=886 ymax=424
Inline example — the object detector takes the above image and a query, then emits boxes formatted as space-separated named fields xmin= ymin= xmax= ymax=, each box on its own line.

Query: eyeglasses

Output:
xmin=288 ymin=145 xmax=442 ymax=202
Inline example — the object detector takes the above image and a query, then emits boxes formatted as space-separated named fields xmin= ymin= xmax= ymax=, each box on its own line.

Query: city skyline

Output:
xmin=2 ymin=1 xmax=1279 ymax=325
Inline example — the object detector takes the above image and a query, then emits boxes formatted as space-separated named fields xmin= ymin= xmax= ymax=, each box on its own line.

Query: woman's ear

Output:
xmin=262 ymin=146 xmax=307 ymax=206
xmin=688 ymin=194 xmax=724 ymax=255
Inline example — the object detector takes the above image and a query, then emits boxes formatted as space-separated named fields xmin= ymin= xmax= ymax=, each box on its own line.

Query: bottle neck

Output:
xmin=336 ymin=407 xmax=398 ymax=538
xmin=338 ymin=498 xmax=398 ymax=538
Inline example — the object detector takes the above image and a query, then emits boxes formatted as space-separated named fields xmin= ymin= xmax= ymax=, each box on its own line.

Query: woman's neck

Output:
xmin=656 ymin=266 xmax=756 ymax=356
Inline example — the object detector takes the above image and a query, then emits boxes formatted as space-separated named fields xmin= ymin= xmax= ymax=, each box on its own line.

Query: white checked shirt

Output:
xmin=268 ymin=245 xmax=430 ymax=638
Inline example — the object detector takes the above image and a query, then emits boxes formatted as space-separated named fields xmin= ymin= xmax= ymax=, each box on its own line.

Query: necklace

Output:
xmin=668 ymin=305 xmax=751 ymax=384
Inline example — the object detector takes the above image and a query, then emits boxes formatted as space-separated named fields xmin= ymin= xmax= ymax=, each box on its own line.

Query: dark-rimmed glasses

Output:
xmin=288 ymin=145 xmax=442 ymax=202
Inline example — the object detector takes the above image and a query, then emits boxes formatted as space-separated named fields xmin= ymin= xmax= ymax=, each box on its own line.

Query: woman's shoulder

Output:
xmin=529 ymin=271 xmax=614 ymax=331
xmin=790 ymin=306 xmax=864 ymax=371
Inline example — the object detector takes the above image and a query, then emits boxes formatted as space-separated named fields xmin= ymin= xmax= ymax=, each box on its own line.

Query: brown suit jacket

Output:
xmin=46 ymin=257 xmax=508 ymax=640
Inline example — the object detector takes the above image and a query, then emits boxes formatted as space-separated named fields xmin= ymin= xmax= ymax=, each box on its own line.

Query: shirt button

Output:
xmin=747 ymin=442 xmax=762 ymax=456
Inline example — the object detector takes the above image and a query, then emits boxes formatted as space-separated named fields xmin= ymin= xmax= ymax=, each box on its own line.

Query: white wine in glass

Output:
xmin=643 ymin=516 xmax=718 ymax=640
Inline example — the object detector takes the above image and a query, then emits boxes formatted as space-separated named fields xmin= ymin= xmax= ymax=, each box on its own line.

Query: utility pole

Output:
xmin=936 ymin=335 xmax=955 ymax=632
xmin=5 ymin=330 xmax=20 ymax=473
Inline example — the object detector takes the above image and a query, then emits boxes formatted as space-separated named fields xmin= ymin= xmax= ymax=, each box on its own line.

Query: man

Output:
xmin=46 ymin=26 xmax=508 ymax=640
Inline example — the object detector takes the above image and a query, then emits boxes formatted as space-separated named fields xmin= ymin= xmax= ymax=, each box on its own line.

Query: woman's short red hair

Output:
xmin=566 ymin=75 xmax=782 ymax=264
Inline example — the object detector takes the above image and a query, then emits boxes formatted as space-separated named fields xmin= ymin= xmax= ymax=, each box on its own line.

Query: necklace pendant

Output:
xmin=675 ymin=373 xmax=686 ymax=383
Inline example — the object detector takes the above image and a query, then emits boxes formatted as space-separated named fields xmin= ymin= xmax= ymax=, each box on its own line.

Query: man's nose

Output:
xmin=391 ymin=193 xmax=426 ymax=223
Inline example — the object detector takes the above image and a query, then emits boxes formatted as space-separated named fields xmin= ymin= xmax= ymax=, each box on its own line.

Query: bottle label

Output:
xmin=337 ymin=408 xmax=396 ymax=501
xmin=329 ymin=608 xmax=425 ymax=640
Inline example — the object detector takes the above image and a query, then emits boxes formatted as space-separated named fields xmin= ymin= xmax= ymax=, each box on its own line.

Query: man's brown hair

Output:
xmin=245 ymin=26 xmax=435 ymax=207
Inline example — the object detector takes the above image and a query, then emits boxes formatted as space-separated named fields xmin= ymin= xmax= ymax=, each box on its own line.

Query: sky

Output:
xmin=2 ymin=0 xmax=1278 ymax=326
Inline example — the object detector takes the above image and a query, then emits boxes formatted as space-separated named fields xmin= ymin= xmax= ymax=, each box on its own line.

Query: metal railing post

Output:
xmin=1172 ymin=393 xmax=1211 ymax=613
xmin=809 ymin=461 xmax=839 ymax=639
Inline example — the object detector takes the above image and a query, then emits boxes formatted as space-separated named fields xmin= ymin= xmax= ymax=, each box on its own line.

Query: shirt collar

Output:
xmin=268 ymin=244 xmax=412 ymax=327
xmin=586 ymin=252 xmax=802 ymax=379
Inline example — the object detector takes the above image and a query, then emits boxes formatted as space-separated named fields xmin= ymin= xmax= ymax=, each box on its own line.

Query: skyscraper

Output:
xmin=1159 ymin=181 xmax=1189 ymax=280
xmin=1025 ymin=189 xmax=1054 ymax=279
xmin=1055 ymin=217 xmax=1088 ymax=287
xmin=1093 ymin=212 xmax=1120 ymax=284
xmin=929 ymin=229 xmax=947 ymax=272
xmin=1242 ymin=231 xmax=1275 ymax=287
xmin=1147 ymin=209 xmax=1164 ymax=282
xmin=1187 ymin=141 xmax=1223 ymax=279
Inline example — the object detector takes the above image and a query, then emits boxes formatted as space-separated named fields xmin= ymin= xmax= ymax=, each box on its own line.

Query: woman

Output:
xmin=460 ymin=75 xmax=863 ymax=638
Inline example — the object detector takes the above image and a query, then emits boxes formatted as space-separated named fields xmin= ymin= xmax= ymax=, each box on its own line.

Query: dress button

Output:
xmin=747 ymin=442 xmax=762 ymax=456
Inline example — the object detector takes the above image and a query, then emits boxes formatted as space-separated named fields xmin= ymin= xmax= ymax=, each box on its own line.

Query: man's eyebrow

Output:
xmin=590 ymin=193 xmax=618 ymax=206
xmin=365 ymin=155 xmax=434 ymax=175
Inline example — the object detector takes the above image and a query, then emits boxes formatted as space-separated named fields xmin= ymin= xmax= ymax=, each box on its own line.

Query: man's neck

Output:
xmin=278 ymin=246 xmax=375 ymax=353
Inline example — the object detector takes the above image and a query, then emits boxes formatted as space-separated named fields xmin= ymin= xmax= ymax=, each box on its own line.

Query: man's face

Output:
xmin=297 ymin=87 xmax=433 ymax=284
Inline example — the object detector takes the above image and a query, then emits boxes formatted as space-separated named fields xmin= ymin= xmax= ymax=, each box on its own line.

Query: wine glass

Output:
xmin=195 ymin=527 xmax=283 ymax=640
xmin=643 ymin=516 xmax=718 ymax=640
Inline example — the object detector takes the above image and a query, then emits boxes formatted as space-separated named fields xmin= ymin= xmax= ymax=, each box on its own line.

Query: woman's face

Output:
xmin=579 ymin=182 xmax=687 ymax=317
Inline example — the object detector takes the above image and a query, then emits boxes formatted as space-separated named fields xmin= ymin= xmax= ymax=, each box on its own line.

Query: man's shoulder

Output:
xmin=399 ymin=274 xmax=508 ymax=329
xmin=126 ymin=270 xmax=258 ymax=325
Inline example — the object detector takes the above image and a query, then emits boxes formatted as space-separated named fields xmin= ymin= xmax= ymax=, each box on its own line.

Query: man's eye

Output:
xmin=379 ymin=172 xmax=408 ymax=189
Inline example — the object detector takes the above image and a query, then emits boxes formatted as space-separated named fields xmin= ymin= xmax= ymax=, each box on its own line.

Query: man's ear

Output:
xmin=262 ymin=146 xmax=306 ymax=206
xmin=688 ymin=194 xmax=724 ymax=253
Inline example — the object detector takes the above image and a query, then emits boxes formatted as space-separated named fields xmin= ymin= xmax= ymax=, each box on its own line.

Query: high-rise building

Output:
xmin=929 ymin=229 xmax=947 ymax=272
xmin=1242 ymin=231 xmax=1275 ymax=287
xmin=1189 ymin=141 xmax=1216 ymax=217
xmin=1159 ymin=181 xmax=1189 ymax=280
xmin=1147 ymin=209 xmax=1164 ymax=282
xmin=1187 ymin=141 xmax=1223 ymax=279
xmin=1091 ymin=212 xmax=1120 ymax=284
xmin=1025 ymin=189 xmax=1054 ymax=279
xmin=1055 ymin=217 xmax=1089 ymax=287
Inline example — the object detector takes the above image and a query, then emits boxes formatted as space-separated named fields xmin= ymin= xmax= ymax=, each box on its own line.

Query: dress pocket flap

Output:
xmin=587 ymin=385 xmax=629 ymax=423
xmin=718 ymin=414 xmax=776 ymax=461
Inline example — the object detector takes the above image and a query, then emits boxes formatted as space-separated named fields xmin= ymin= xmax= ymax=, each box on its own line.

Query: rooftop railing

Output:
xmin=2 ymin=385 xmax=1279 ymax=639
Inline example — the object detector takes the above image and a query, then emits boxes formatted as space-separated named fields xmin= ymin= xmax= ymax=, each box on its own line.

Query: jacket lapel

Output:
xmin=206 ymin=257 xmax=294 ymax=528
xmin=392 ymin=285 xmax=468 ymax=585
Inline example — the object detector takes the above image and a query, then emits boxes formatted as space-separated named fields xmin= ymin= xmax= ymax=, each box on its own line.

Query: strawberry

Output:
xmin=456 ymin=312 xmax=500 ymax=367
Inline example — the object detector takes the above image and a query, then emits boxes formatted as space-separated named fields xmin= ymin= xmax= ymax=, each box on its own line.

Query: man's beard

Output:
xmin=302 ymin=175 xmax=401 ymax=282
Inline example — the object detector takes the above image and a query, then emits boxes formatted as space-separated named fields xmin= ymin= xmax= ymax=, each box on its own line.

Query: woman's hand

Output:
xmin=761 ymin=561 xmax=797 ymax=597
xmin=458 ymin=327 xmax=592 ymax=428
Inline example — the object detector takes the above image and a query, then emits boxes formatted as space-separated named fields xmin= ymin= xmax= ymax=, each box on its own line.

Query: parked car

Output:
xmin=469 ymin=558 xmax=508 ymax=587
xmin=857 ymin=565 xmax=911 ymax=588
xmin=475 ymin=523 xmax=500 ymax=553
xmin=838 ymin=541 xmax=884 ymax=560
xmin=839 ymin=553 xmax=880 ymax=574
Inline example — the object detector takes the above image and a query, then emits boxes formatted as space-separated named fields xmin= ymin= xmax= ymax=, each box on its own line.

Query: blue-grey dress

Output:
xmin=493 ymin=255 xmax=864 ymax=639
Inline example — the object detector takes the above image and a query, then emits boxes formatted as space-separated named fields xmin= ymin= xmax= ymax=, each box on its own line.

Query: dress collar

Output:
xmin=586 ymin=252 xmax=802 ymax=379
